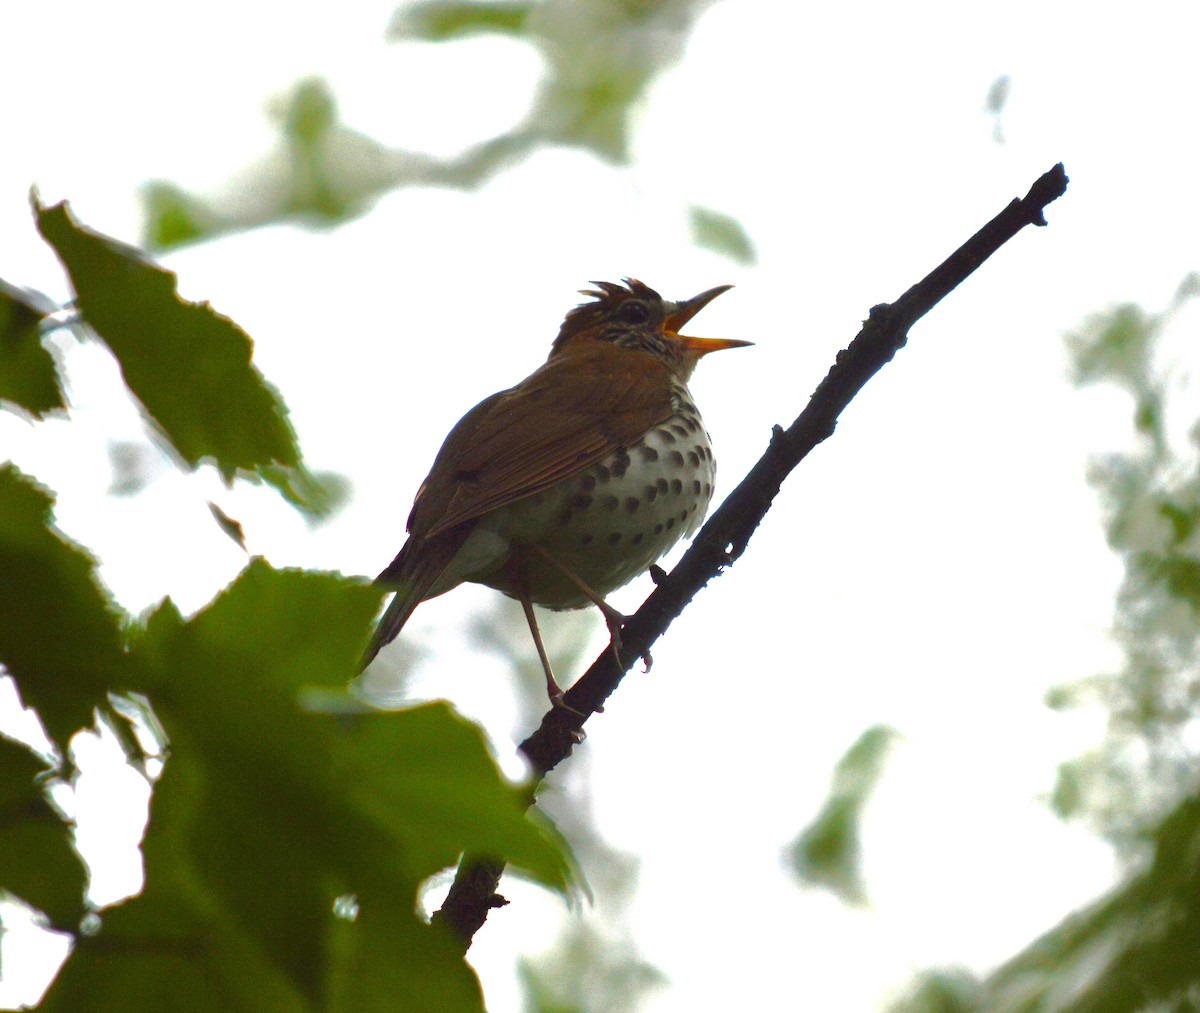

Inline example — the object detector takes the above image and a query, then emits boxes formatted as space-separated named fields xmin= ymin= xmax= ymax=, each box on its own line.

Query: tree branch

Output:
xmin=431 ymin=163 xmax=1069 ymax=949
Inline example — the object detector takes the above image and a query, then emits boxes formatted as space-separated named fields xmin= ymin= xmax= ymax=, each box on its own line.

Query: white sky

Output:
xmin=3 ymin=0 xmax=1200 ymax=1009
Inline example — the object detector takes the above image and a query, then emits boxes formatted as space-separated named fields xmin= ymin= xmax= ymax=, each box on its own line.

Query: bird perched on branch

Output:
xmin=362 ymin=279 xmax=749 ymax=705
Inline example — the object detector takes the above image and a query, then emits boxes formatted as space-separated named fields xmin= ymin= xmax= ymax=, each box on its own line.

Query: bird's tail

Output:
xmin=360 ymin=532 xmax=467 ymax=671
xmin=360 ymin=582 xmax=422 ymax=671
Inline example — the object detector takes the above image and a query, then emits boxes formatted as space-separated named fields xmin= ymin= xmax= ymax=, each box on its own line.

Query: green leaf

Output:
xmin=388 ymin=0 xmax=533 ymax=41
xmin=325 ymin=885 xmax=485 ymax=1013
xmin=787 ymin=725 xmax=897 ymax=906
xmin=340 ymin=705 xmax=571 ymax=891
xmin=689 ymin=206 xmax=757 ymax=266
xmin=0 ymin=276 xmax=65 ymax=417
xmin=43 ymin=561 xmax=568 ymax=1008
xmin=40 ymin=749 xmax=322 ymax=1013
xmin=0 ymin=736 xmax=86 ymax=930
xmin=0 ymin=464 xmax=127 ymax=747
xmin=131 ymin=560 xmax=570 ymax=891
xmin=33 ymin=198 xmax=328 ymax=517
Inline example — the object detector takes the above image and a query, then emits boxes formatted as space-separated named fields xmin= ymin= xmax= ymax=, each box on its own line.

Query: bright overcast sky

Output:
xmin=3 ymin=1 xmax=1200 ymax=1009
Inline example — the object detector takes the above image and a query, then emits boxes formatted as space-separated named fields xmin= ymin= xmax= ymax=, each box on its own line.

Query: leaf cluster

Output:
xmin=1 ymin=201 xmax=571 ymax=1011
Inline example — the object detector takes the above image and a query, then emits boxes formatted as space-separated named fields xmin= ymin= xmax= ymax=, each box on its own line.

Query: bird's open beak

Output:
xmin=663 ymin=284 xmax=753 ymax=354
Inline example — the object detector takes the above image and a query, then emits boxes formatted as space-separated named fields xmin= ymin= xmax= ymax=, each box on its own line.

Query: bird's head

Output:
xmin=550 ymin=278 xmax=750 ymax=378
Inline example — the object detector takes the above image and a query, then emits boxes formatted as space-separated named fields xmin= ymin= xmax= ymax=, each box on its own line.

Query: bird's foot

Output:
xmin=597 ymin=601 xmax=629 ymax=666
xmin=548 ymin=686 xmax=589 ymax=722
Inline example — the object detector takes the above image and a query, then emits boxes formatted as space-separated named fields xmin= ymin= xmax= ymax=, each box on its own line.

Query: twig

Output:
xmin=431 ymin=163 xmax=1070 ymax=950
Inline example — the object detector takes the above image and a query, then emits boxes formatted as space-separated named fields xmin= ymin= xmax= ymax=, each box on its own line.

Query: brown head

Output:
xmin=550 ymin=278 xmax=751 ymax=380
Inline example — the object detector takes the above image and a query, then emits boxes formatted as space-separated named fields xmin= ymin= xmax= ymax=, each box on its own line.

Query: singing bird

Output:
xmin=362 ymin=279 xmax=749 ymax=705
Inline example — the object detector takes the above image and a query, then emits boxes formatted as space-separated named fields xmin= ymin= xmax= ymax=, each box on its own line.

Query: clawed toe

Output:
xmin=549 ymin=691 xmax=587 ymax=721
xmin=599 ymin=604 xmax=629 ymax=664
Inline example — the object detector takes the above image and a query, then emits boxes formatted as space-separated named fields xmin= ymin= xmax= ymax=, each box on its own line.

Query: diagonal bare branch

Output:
xmin=432 ymin=163 xmax=1070 ymax=949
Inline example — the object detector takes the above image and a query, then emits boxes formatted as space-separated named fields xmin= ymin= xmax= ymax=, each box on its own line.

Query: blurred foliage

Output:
xmin=787 ymin=725 xmax=897 ymax=907
xmin=894 ymin=794 xmax=1200 ymax=1013
xmin=107 ymin=440 xmax=164 ymax=497
xmin=390 ymin=0 xmax=711 ymax=161
xmin=1051 ymin=274 xmax=1200 ymax=844
xmin=519 ymin=925 xmax=664 ymax=1013
xmin=886 ymin=969 xmax=981 ymax=1013
xmin=984 ymin=75 xmax=1010 ymax=145
xmin=396 ymin=0 xmax=533 ymax=38
xmin=0 ymin=277 xmax=65 ymax=417
xmin=517 ymin=757 xmax=665 ymax=1013
xmin=892 ymin=278 xmax=1200 ymax=1012
xmin=468 ymin=605 xmax=667 ymax=1012
xmin=984 ymin=792 xmax=1200 ymax=1012
xmin=689 ymin=205 xmax=756 ymax=266
xmin=517 ymin=832 xmax=664 ymax=1013
xmin=141 ymin=0 xmax=753 ymax=262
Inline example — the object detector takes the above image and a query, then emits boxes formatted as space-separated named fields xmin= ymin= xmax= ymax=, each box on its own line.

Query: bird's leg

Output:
xmin=528 ymin=545 xmax=628 ymax=664
xmin=517 ymin=592 xmax=569 ymax=708
xmin=507 ymin=553 xmax=589 ymax=720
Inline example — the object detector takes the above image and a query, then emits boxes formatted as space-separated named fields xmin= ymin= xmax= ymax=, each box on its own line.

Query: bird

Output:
xmin=362 ymin=278 xmax=750 ymax=706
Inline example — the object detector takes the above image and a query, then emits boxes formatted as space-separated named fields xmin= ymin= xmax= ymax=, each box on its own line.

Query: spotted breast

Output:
xmin=473 ymin=385 xmax=716 ymax=608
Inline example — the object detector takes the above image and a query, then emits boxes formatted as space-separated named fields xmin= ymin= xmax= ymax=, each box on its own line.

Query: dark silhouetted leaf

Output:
xmin=0 ymin=736 xmax=86 ymax=931
xmin=689 ymin=205 xmax=756 ymax=265
xmin=207 ymin=502 xmax=247 ymax=550
xmin=34 ymin=199 xmax=329 ymax=517
xmin=0 ymin=465 xmax=127 ymax=748
xmin=125 ymin=560 xmax=571 ymax=891
xmin=0 ymin=277 xmax=64 ymax=417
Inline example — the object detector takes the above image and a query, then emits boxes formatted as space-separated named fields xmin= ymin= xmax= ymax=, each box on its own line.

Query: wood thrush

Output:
xmin=362 ymin=279 xmax=749 ymax=705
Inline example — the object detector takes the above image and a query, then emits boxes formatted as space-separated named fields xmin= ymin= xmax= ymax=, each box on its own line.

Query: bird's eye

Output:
xmin=618 ymin=300 xmax=651 ymax=324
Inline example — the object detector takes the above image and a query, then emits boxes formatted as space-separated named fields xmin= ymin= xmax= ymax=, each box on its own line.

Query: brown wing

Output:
xmin=408 ymin=342 xmax=676 ymax=541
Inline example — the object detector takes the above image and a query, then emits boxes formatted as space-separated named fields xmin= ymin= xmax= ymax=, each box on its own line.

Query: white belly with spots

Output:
xmin=474 ymin=399 xmax=717 ymax=609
